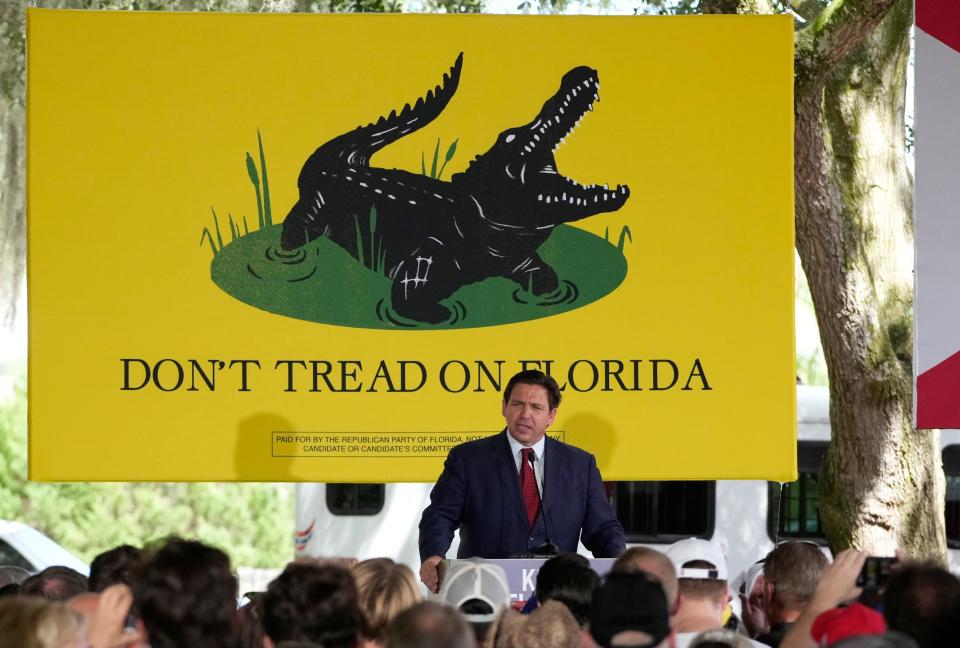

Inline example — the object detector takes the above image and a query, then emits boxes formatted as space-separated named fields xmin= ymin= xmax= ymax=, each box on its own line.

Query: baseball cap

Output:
xmin=665 ymin=538 xmax=728 ymax=581
xmin=811 ymin=603 xmax=887 ymax=646
xmin=589 ymin=571 xmax=671 ymax=648
xmin=438 ymin=559 xmax=510 ymax=623
xmin=733 ymin=561 xmax=766 ymax=596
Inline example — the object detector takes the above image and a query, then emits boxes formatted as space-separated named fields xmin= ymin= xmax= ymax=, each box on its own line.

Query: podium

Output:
xmin=438 ymin=557 xmax=615 ymax=603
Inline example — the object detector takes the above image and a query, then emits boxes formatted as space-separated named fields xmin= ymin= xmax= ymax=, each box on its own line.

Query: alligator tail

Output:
xmin=306 ymin=53 xmax=464 ymax=170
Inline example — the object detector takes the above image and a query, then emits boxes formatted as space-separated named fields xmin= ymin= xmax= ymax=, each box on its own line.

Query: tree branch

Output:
xmin=795 ymin=0 xmax=896 ymax=96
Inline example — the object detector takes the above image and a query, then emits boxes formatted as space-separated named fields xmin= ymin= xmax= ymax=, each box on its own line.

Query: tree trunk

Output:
xmin=794 ymin=0 xmax=946 ymax=558
xmin=0 ymin=3 xmax=26 ymax=329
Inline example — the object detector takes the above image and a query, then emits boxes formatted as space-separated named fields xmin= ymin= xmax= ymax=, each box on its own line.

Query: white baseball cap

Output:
xmin=438 ymin=559 xmax=510 ymax=622
xmin=665 ymin=538 xmax=728 ymax=581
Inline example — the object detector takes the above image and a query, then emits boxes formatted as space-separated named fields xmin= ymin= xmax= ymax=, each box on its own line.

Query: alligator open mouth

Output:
xmin=520 ymin=66 xmax=629 ymax=212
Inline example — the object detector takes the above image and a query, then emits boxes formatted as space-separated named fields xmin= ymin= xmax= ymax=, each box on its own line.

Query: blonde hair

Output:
xmin=352 ymin=558 xmax=421 ymax=640
xmin=504 ymin=601 xmax=581 ymax=648
xmin=0 ymin=597 xmax=86 ymax=648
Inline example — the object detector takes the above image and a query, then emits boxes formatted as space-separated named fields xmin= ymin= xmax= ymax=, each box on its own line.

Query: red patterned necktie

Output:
xmin=519 ymin=447 xmax=541 ymax=528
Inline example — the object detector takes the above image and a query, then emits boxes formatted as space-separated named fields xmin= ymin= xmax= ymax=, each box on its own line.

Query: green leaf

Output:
xmin=258 ymin=130 xmax=272 ymax=227
xmin=245 ymin=153 xmax=259 ymax=188
xmin=444 ymin=138 xmax=458 ymax=163
xmin=430 ymin=138 xmax=440 ymax=179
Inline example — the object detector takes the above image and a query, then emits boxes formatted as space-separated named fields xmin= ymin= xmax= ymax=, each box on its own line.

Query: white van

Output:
xmin=293 ymin=385 xmax=960 ymax=578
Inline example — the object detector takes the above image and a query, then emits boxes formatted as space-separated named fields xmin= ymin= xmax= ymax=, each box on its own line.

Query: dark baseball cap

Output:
xmin=588 ymin=571 xmax=671 ymax=648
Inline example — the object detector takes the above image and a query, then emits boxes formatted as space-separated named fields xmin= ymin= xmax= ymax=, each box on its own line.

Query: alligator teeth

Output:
xmin=620 ymin=186 xmax=627 ymax=194
xmin=538 ymin=194 xmax=543 ymax=201
xmin=568 ymin=196 xmax=575 ymax=204
xmin=572 ymin=88 xmax=578 ymax=97
xmin=546 ymin=196 xmax=551 ymax=204
xmin=533 ymin=134 xmax=540 ymax=141
xmin=562 ymin=192 xmax=567 ymax=200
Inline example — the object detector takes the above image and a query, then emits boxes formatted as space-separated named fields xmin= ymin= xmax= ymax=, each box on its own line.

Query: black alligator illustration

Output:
xmin=280 ymin=53 xmax=630 ymax=324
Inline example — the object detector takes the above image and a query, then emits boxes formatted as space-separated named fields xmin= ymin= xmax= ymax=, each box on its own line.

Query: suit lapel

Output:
xmin=542 ymin=435 xmax=564 ymax=514
xmin=491 ymin=430 xmax=528 ymax=526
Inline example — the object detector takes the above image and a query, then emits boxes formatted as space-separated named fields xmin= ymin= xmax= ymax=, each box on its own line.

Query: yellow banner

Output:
xmin=27 ymin=10 xmax=796 ymax=481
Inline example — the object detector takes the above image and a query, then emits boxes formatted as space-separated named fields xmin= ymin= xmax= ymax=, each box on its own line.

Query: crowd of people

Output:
xmin=0 ymin=535 xmax=957 ymax=648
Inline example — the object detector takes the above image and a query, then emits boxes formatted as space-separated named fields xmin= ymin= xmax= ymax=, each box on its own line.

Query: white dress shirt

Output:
xmin=506 ymin=430 xmax=546 ymax=496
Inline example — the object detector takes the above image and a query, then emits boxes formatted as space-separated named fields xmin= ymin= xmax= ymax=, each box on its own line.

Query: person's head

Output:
xmin=439 ymin=560 xmax=510 ymax=644
xmin=829 ymin=633 xmax=920 ymax=648
xmin=0 ymin=566 xmax=31 ymax=600
xmin=385 ymin=601 xmax=475 ymax=648
xmin=0 ymin=565 xmax=31 ymax=587
xmin=810 ymin=602 xmax=887 ymax=646
xmin=132 ymin=537 xmax=238 ymax=648
xmin=688 ymin=628 xmax=755 ymax=648
xmin=65 ymin=592 xmax=100 ymax=632
xmin=237 ymin=596 xmax=265 ymax=648
xmin=352 ymin=558 xmax=421 ymax=643
xmin=731 ymin=561 xmax=767 ymax=637
xmin=506 ymin=600 xmax=581 ymax=648
xmin=89 ymin=544 xmax=143 ymax=592
xmin=19 ymin=566 xmax=89 ymax=602
xmin=665 ymin=539 xmax=729 ymax=622
xmin=588 ymin=571 xmax=671 ymax=648
xmin=502 ymin=370 xmax=561 ymax=446
xmin=761 ymin=541 xmax=828 ymax=622
xmin=0 ymin=596 xmax=86 ymax=648
xmin=882 ymin=562 xmax=960 ymax=648
xmin=612 ymin=547 xmax=679 ymax=614
xmin=262 ymin=561 xmax=363 ymax=648
xmin=534 ymin=553 xmax=599 ymax=627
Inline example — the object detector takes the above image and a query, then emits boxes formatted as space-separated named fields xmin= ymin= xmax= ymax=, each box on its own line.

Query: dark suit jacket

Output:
xmin=419 ymin=431 xmax=626 ymax=561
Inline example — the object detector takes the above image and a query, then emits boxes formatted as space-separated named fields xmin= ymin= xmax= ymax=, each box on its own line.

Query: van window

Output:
xmin=767 ymin=441 xmax=828 ymax=542
xmin=611 ymin=481 xmax=715 ymax=542
xmin=0 ymin=539 xmax=34 ymax=571
xmin=942 ymin=445 xmax=960 ymax=548
xmin=326 ymin=484 xmax=385 ymax=516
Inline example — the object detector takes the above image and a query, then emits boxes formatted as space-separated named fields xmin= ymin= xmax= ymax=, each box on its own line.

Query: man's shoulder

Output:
xmin=545 ymin=435 xmax=595 ymax=464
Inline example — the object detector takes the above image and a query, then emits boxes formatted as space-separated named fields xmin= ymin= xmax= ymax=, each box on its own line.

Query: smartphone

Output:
xmin=856 ymin=556 xmax=896 ymax=589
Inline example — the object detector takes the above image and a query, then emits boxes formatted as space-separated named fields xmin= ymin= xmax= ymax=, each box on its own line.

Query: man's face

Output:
xmin=502 ymin=382 xmax=557 ymax=446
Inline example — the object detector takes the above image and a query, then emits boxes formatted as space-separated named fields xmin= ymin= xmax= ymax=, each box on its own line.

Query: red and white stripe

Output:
xmin=915 ymin=0 xmax=960 ymax=429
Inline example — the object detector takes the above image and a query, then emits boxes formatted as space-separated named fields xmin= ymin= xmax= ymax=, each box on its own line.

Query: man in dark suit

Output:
xmin=418 ymin=369 xmax=626 ymax=592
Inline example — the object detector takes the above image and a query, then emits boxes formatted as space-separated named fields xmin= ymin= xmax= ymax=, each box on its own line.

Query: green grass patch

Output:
xmin=211 ymin=224 xmax=627 ymax=330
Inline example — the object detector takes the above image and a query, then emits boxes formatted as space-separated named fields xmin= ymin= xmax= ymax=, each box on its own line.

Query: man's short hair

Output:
xmin=262 ymin=562 xmax=363 ymax=648
xmin=503 ymin=370 xmax=562 ymax=410
xmin=132 ymin=537 xmax=238 ymax=648
xmin=678 ymin=560 xmax=728 ymax=606
xmin=534 ymin=553 xmax=599 ymax=626
xmin=883 ymin=562 xmax=960 ymax=648
xmin=19 ymin=566 xmax=88 ymax=601
xmin=612 ymin=547 xmax=679 ymax=611
xmin=763 ymin=541 xmax=828 ymax=611
xmin=89 ymin=544 xmax=143 ymax=592
xmin=352 ymin=557 xmax=421 ymax=641
xmin=385 ymin=600 xmax=475 ymax=648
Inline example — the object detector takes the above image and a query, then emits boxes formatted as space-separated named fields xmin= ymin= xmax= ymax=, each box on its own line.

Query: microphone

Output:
xmin=528 ymin=450 xmax=559 ymax=556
